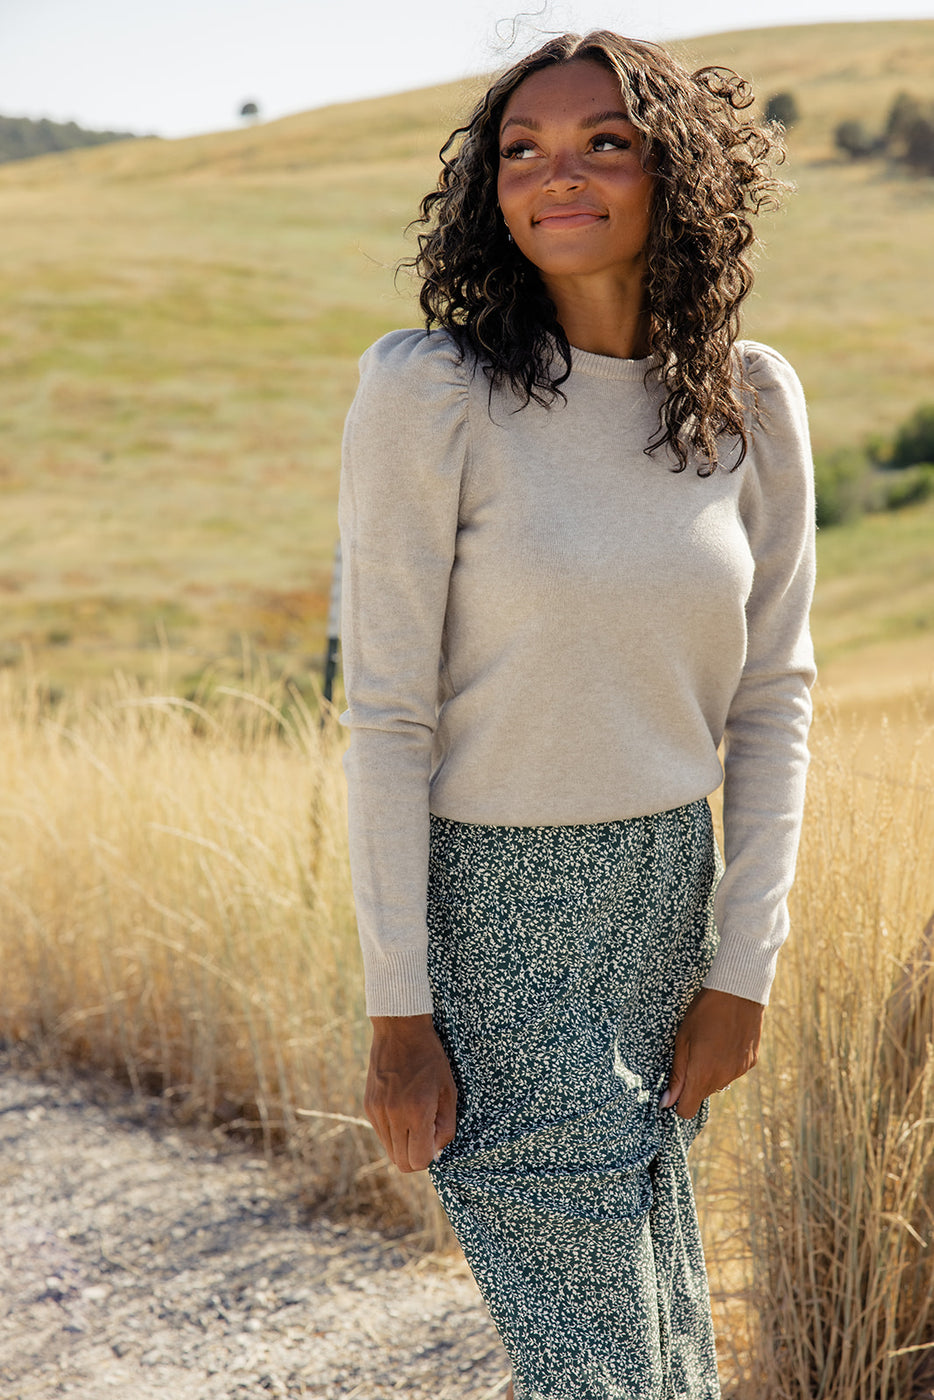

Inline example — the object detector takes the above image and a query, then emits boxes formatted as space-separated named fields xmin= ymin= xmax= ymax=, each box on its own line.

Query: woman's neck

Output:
xmin=543 ymin=269 xmax=650 ymax=360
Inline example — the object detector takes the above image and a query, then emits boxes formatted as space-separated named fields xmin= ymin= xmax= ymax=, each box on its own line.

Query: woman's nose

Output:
xmin=544 ymin=149 xmax=585 ymax=192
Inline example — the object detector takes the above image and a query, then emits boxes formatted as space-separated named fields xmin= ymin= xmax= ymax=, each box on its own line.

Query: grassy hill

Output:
xmin=0 ymin=19 xmax=932 ymax=703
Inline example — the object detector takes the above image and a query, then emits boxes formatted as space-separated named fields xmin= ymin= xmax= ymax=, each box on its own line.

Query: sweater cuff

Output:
xmin=702 ymin=932 xmax=779 ymax=1006
xmin=363 ymin=945 xmax=435 ymax=1017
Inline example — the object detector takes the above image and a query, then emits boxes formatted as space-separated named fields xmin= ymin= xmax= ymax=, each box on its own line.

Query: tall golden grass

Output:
xmin=0 ymin=663 xmax=448 ymax=1247
xmin=1 ymin=668 xmax=932 ymax=1388
xmin=733 ymin=710 xmax=934 ymax=1398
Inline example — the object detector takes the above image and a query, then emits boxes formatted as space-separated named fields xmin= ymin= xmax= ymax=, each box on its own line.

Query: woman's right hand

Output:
xmin=365 ymin=1014 xmax=458 ymax=1173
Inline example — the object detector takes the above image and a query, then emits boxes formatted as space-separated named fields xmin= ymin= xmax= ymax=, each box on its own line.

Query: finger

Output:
xmin=660 ymin=1038 xmax=689 ymax=1110
xmin=400 ymin=1104 xmax=437 ymax=1173
xmin=369 ymin=1094 xmax=415 ymax=1171
xmin=364 ymin=1100 xmax=393 ymax=1163
xmin=675 ymin=1060 xmax=724 ymax=1119
xmin=433 ymin=1081 xmax=458 ymax=1156
xmin=674 ymin=1081 xmax=705 ymax=1119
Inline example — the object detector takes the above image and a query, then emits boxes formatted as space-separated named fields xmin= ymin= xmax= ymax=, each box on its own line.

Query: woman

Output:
xmin=339 ymin=30 xmax=815 ymax=1399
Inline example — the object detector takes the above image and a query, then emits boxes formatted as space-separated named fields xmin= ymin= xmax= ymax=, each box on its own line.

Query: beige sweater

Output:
xmin=339 ymin=330 xmax=816 ymax=1016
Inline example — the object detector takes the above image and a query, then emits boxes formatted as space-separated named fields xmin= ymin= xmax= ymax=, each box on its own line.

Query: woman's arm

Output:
xmin=339 ymin=328 xmax=470 ymax=1017
xmin=339 ymin=330 xmax=470 ymax=1168
xmin=665 ymin=343 xmax=816 ymax=1116
xmin=705 ymin=342 xmax=817 ymax=1004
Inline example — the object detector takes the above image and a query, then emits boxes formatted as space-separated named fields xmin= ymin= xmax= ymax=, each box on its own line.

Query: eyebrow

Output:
xmin=500 ymin=108 xmax=631 ymax=135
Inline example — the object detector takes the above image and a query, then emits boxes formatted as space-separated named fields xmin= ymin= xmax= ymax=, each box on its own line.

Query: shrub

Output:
xmin=813 ymin=446 xmax=873 ymax=527
xmin=905 ymin=115 xmax=934 ymax=174
xmin=890 ymin=403 xmax=934 ymax=467
xmin=765 ymin=92 xmax=800 ymax=129
xmin=834 ymin=119 xmax=883 ymax=159
xmin=881 ymin=463 xmax=934 ymax=510
xmin=834 ymin=93 xmax=934 ymax=171
xmin=885 ymin=91 xmax=924 ymax=150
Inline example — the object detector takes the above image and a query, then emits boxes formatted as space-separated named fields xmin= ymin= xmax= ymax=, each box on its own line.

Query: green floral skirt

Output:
xmin=427 ymin=800 xmax=722 ymax=1400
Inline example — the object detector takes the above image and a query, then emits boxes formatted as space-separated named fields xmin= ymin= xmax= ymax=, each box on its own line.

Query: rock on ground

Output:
xmin=0 ymin=1048 xmax=509 ymax=1399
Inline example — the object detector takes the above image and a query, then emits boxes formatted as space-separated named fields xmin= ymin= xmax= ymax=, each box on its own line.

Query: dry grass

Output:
xmin=0 ymin=661 xmax=449 ymax=1249
xmin=695 ymin=706 xmax=934 ymax=1397
xmin=2 ymin=661 xmax=933 ymax=1393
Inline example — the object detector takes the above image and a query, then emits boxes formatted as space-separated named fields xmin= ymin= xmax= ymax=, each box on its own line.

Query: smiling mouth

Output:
xmin=534 ymin=208 xmax=605 ymax=228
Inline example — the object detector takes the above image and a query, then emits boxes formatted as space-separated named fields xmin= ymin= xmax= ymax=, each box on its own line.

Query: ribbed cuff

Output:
xmin=702 ymin=932 xmax=779 ymax=1006
xmin=363 ymin=945 xmax=434 ymax=1017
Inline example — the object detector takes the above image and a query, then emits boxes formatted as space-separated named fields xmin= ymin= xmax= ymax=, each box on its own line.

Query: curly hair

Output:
xmin=405 ymin=32 xmax=787 ymax=473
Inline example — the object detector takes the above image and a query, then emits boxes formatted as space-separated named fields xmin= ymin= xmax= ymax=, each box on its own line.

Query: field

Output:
xmin=1 ymin=19 xmax=934 ymax=1395
xmin=0 ymin=18 xmax=932 ymax=706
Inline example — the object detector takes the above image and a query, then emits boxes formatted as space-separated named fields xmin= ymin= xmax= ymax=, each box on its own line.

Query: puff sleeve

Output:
xmin=703 ymin=342 xmax=817 ymax=1004
xmin=338 ymin=329 xmax=470 ymax=1016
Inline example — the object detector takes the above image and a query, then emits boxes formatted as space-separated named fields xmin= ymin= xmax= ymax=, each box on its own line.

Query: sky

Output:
xmin=1 ymin=0 xmax=932 ymax=139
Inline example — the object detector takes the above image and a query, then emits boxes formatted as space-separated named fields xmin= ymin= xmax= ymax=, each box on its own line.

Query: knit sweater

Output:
xmin=338 ymin=329 xmax=816 ymax=1016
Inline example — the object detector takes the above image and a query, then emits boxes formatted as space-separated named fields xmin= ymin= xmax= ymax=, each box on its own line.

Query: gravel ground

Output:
xmin=0 ymin=1048 xmax=509 ymax=1400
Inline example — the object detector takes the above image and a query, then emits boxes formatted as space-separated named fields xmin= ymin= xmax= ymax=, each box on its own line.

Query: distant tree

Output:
xmin=765 ymin=92 xmax=800 ymax=129
xmin=834 ymin=119 xmax=881 ymax=159
xmin=0 ymin=113 xmax=139 ymax=166
xmin=239 ymin=100 xmax=260 ymax=125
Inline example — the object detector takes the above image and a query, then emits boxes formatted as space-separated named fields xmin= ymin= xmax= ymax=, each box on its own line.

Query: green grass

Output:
xmin=811 ymin=497 xmax=934 ymax=665
xmin=0 ymin=20 xmax=932 ymax=691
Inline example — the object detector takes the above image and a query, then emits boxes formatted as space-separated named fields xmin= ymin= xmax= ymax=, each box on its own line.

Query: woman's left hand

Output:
xmin=659 ymin=987 xmax=764 ymax=1118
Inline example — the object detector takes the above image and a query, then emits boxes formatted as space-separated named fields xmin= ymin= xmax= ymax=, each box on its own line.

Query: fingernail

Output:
xmin=659 ymin=1091 xmax=671 ymax=1109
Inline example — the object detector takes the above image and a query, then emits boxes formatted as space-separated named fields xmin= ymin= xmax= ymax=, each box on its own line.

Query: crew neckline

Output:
xmin=569 ymin=344 xmax=655 ymax=382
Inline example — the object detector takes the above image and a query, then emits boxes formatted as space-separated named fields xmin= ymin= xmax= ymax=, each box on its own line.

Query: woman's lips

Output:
xmin=533 ymin=207 xmax=605 ymax=228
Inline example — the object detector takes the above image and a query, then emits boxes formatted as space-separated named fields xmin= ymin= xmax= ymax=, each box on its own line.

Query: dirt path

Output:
xmin=0 ymin=1048 xmax=508 ymax=1399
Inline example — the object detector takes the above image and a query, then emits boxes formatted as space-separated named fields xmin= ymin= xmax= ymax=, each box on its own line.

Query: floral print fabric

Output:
xmin=427 ymin=802 xmax=723 ymax=1399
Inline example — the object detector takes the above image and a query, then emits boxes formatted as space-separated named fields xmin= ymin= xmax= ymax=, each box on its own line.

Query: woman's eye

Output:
xmin=592 ymin=134 xmax=631 ymax=152
xmin=500 ymin=141 xmax=538 ymax=160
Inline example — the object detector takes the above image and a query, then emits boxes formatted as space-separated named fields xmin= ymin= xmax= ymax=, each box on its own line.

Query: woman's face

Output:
xmin=496 ymin=59 xmax=654 ymax=289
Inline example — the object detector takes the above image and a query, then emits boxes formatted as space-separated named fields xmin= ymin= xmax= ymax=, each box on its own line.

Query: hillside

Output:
xmin=0 ymin=19 xmax=932 ymax=702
